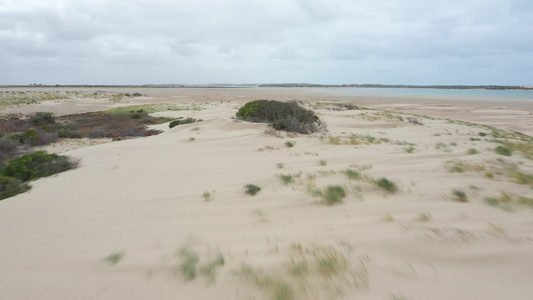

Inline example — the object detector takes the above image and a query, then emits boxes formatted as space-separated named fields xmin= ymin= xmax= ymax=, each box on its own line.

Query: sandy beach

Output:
xmin=1 ymin=87 xmax=533 ymax=300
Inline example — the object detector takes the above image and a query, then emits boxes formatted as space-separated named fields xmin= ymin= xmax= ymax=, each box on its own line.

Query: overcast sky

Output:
xmin=1 ymin=0 xmax=532 ymax=85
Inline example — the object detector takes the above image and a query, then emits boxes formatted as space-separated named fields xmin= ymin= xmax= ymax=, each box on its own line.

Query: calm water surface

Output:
xmin=309 ymin=88 xmax=533 ymax=100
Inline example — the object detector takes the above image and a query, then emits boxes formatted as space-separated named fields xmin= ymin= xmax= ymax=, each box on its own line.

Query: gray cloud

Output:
xmin=1 ymin=0 xmax=532 ymax=85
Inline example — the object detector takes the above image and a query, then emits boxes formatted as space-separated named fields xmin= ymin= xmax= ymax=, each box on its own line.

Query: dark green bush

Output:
xmin=0 ymin=138 xmax=19 ymax=163
xmin=169 ymin=117 xmax=197 ymax=128
xmin=0 ymin=151 xmax=79 ymax=181
xmin=236 ymin=100 xmax=327 ymax=134
xmin=374 ymin=178 xmax=398 ymax=193
xmin=494 ymin=145 xmax=512 ymax=156
xmin=0 ymin=176 xmax=31 ymax=200
xmin=321 ymin=185 xmax=346 ymax=205
xmin=0 ymin=132 xmax=26 ymax=144
xmin=244 ymin=184 xmax=261 ymax=196
xmin=30 ymin=112 xmax=55 ymax=126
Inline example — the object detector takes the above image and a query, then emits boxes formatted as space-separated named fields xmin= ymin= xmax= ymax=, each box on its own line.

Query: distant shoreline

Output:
xmin=1 ymin=83 xmax=532 ymax=90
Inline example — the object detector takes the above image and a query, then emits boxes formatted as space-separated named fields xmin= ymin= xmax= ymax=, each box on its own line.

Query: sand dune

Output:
xmin=1 ymin=88 xmax=533 ymax=299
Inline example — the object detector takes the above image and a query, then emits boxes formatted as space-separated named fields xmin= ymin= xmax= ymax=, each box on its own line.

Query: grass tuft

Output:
xmin=494 ymin=145 xmax=512 ymax=156
xmin=318 ymin=185 xmax=347 ymax=205
xmin=343 ymin=169 xmax=361 ymax=180
xmin=374 ymin=178 xmax=398 ymax=193
xmin=177 ymin=247 xmax=200 ymax=280
xmin=103 ymin=252 xmax=125 ymax=265
xmin=244 ymin=184 xmax=261 ymax=196
xmin=279 ymin=174 xmax=294 ymax=185
xmin=452 ymin=189 xmax=468 ymax=202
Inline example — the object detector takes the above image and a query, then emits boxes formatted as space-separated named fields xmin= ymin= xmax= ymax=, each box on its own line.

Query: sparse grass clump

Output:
xmin=417 ymin=212 xmax=432 ymax=222
xmin=467 ymin=148 xmax=479 ymax=155
xmin=238 ymin=243 xmax=367 ymax=300
xmin=506 ymin=170 xmax=533 ymax=186
xmin=202 ymin=190 xmax=214 ymax=201
xmin=169 ymin=117 xmax=198 ymax=128
xmin=199 ymin=254 xmax=225 ymax=282
xmin=374 ymin=178 xmax=397 ymax=193
xmin=445 ymin=160 xmax=485 ymax=173
xmin=452 ymin=189 xmax=468 ymax=202
xmin=496 ymin=141 xmax=533 ymax=160
xmin=177 ymin=247 xmax=200 ymax=280
xmin=236 ymin=100 xmax=327 ymax=134
xmin=313 ymin=185 xmax=346 ymax=205
xmin=404 ymin=146 xmax=416 ymax=153
xmin=244 ymin=184 xmax=261 ymax=196
xmin=238 ymin=264 xmax=294 ymax=300
xmin=483 ymin=192 xmax=533 ymax=211
xmin=494 ymin=145 xmax=512 ymax=156
xmin=279 ymin=174 xmax=294 ymax=185
xmin=285 ymin=141 xmax=295 ymax=148
xmin=343 ymin=169 xmax=361 ymax=180
xmin=103 ymin=252 xmax=125 ymax=265
xmin=175 ymin=245 xmax=225 ymax=282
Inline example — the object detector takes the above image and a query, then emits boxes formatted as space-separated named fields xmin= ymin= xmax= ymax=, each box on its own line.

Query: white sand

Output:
xmin=1 ymin=88 xmax=533 ymax=299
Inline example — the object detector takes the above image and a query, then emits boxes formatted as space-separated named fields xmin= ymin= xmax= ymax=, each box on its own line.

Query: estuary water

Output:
xmin=309 ymin=87 xmax=533 ymax=100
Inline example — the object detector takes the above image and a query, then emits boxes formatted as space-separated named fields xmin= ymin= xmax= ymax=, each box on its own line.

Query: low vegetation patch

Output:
xmin=279 ymin=174 xmax=294 ymax=185
xmin=0 ymin=151 xmax=78 ymax=200
xmin=176 ymin=246 xmax=225 ymax=282
xmin=494 ymin=145 xmax=512 ymax=156
xmin=310 ymin=185 xmax=347 ymax=205
xmin=374 ymin=177 xmax=398 ymax=193
xmin=484 ymin=192 xmax=533 ymax=211
xmin=445 ymin=160 xmax=486 ymax=173
xmin=0 ymin=111 xmax=172 ymax=155
xmin=236 ymin=100 xmax=327 ymax=134
xmin=321 ymin=134 xmax=390 ymax=146
xmin=237 ymin=243 xmax=368 ymax=300
xmin=0 ymin=176 xmax=31 ymax=200
xmin=169 ymin=117 xmax=199 ymax=128
xmin=0 ymin=151 xmax=79 ymax=182
xmin=466 ymin=148 xmax=479 ymax=155
xmin=343 ymin=169 xmax=361 ymax=180
xmin=244 ymin=184 xmax=261 ymax=196
xmin=103 ymin=252 xmax=125 ymax=265
xmin=452 ymin=189 xmax=468 ymax=202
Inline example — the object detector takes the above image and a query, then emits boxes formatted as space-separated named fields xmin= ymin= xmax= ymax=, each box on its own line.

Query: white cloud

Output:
xmin=1 ymin=0 xmax=532 ymax=84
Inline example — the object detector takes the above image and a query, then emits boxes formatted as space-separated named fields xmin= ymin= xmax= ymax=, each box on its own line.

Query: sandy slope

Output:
xmin=1 ymin=88 xmax=533 ymax=300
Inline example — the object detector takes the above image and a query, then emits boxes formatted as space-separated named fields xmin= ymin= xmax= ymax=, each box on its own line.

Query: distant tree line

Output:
xmin=257 ymin=83 xmax=533 ymax=90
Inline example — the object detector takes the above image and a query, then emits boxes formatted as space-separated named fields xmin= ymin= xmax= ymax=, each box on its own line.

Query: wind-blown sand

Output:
xmin=1 ymin=88 xmax=533 ymax=299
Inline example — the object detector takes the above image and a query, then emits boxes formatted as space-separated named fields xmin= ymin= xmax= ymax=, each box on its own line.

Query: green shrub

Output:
xmin=343 ymin=169 xmax=361 ymax=180
xmin=494 ymin=145 xmax=512 ymax=156
xmin=0 ymin=176 xmax=31 ymax=200
xmin=0 ymin=151 xmax=79 ymax=181
xmin=452 ymin=189 xmax=468 ymax=202
xmin=285 ymin=141 xmax=295 ymax=148
xmin=0 ymin=138 xmax=19 ymax=162
xmin=244 ymin=184 xmax=261 ymax=196
xmin=279 ymin=174 xmax=293 ymax=184
xmin=236 ymin=100 xmax=326 ymax=134
xmin=467 ymin=148 xmax=479 ymax=155
xmin=0 ymin=132 xmax=26 ymax=144
xmin=321 ymin=185 xmax=346 ymax=205
xmin=169 ymin=117 xmax=197 ymax=128
xmin=30 ymin=112 xmax=55 ymax=126
xmin=374 ymin=178 xmax=397 ymax=193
